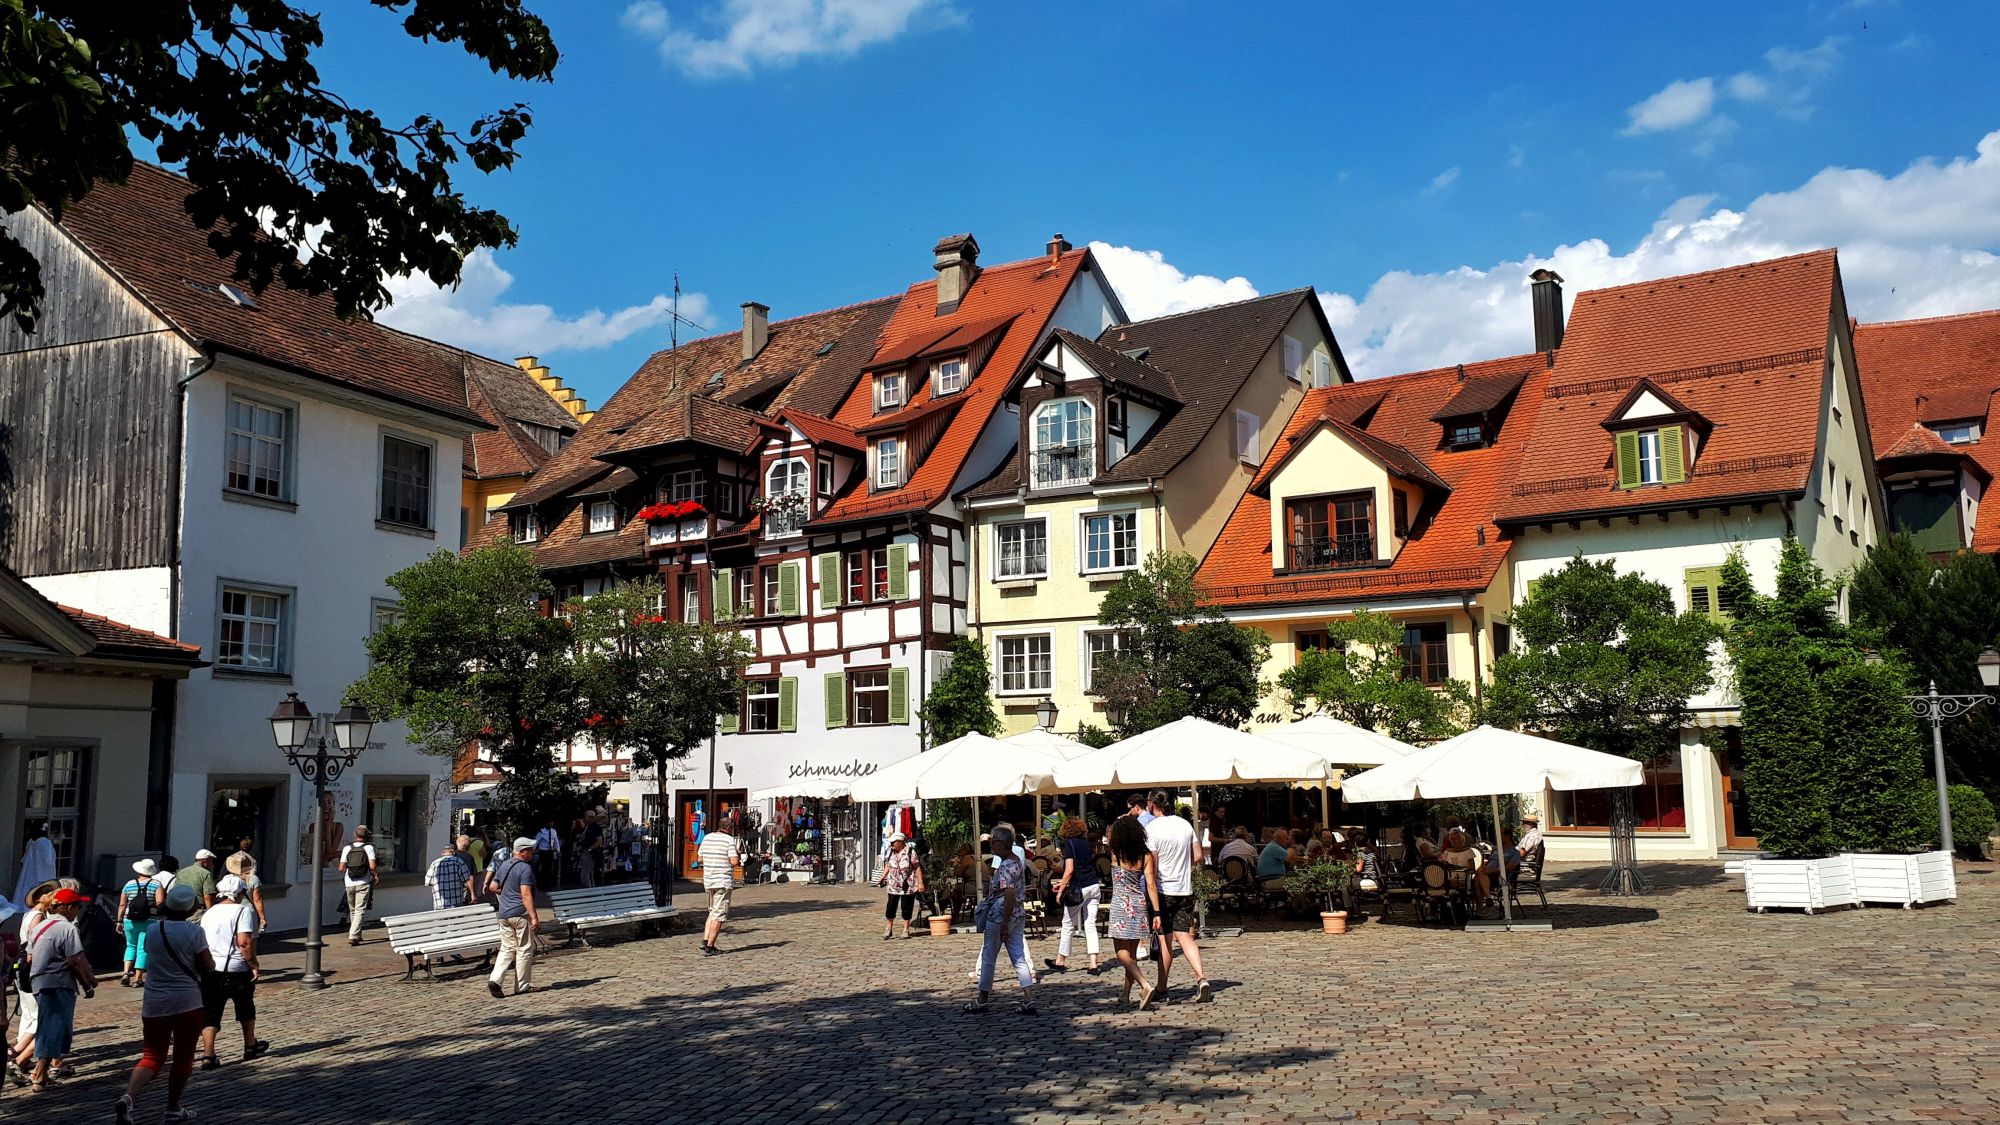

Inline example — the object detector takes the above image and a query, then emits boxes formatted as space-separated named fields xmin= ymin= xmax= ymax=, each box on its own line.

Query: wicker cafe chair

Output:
xmin=1218 ymin=855 xmax=1256 ymax=918
xmin=1507 ymin=844 xmax=1550 ymax=912
xmin=1417 ymin=862 xmax=1465 ymax=927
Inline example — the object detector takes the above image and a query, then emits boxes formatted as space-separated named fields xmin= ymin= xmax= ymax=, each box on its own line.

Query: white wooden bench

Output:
xmin=381 ymin=903 xmax=504 ymax=981
xmin=1723 ymin=860 xmax=1749 ymax=876
xmin=547 ymin=883 xmax=676 ymax=946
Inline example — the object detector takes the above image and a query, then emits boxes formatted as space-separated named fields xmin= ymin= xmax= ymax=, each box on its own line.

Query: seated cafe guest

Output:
xmin=1218 ymin=828 xmax=1259 ymax=874
xmin=1516 ymin=813 xmax=1543 ymax=860
xmin=1439 ymin=829 xmax=1491 ymax=901
xmin=1408 ymin=825 xmax=1440 ymax=863
xmin=1257 ymin=830 xmax=1296 ymax=886
xmin=1356 ymin=846 xmax=1382 ymax=892
xmin=1481 ymin=829 xmax=1524 ymax=881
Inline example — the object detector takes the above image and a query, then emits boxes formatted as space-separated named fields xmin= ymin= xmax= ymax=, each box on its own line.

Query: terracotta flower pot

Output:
xmin=1320 ymin=910 xmax=1348 ymax=935
xmin=927 ymin=914 xmax=954 ymax=937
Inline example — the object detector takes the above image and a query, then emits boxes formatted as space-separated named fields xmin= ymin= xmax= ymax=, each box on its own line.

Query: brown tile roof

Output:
xmin=1880 ymin=421 xmax=1965 ymax=461
xmin=1048 ymin=328 xmax=1183 ymax=400
xmin=57 ymin=605 xmax=205 ymax=664
xmin=600 ymin=395 xmax=764 ymax=460
xmin=1198 ymin=353 xmax=1548 ymax=609
xmin=1854 ymin=309 xmax=2000 ymax=550
xmin=1493 ymin=250 xmax=1840 ymax=525
xmin=1429 ymin=369 xmax=1528 ymax=421
xmin=462 ymin=355 xmax=577 ymax=480
xmin=56 ymin=162 xmax=486 ymax=427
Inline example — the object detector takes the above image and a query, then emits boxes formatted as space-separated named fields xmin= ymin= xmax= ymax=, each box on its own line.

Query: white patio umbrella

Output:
xmin=1341 ymin=725 xmax=1644 ymax=930
xmin=746 ymin=777 xmax=853 ymax=803
xmin=1001 ymin=727 xmax=1094 ymax=835
xmin=1262 ymin=712 xmax=1420 ymax=830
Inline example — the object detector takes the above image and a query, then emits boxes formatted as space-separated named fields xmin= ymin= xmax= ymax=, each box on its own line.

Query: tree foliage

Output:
xmin=918 ymin=635 xmax=1001 ymax=744
xmin=1092 ymin=552 xmax=1269 ymax=736
xmin=0 ymin=2 xmax=559 ymax=331
xmin=1275 ymin=608 xmax=1473 ymax=743
xmin=1484 ymin=555 xmax=1721 ymax=759
xmin=570 ymin=579 xmax=753 ymax=776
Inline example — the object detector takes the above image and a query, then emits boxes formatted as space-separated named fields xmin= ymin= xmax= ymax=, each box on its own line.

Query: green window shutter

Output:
xmin=824 ymin=673 xmax=847 ymax=728
xmin=887 ymin=543 xmax=910 ymax=601
xmin=719 ymin=696 xmax=740 ymax=734
xmin=1615 ymin=431 xmax=1641 ymax=489
xmin=778 ymin=676 xmax=797 ymax=732
xmin=1684 ymin=565 xmax=1726 ymax=620
xmin=1659 ymin=424 xmax=1686 ymax=484
xmin=888 ymin=666 xmax=910 ymax=725
xmin=714 ymin=568 xmax=734 ymax=617
xmin=778 ymin=561 xmax=801 ymax=616
xmin=817 ymin=554 xmax=841 ymax=609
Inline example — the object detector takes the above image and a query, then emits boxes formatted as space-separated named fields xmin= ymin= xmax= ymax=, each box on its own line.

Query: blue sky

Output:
xmin=302 ymin=1 xmax=2000 ymax=402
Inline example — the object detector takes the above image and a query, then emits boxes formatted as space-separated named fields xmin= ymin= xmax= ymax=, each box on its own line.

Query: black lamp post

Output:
xmin=1035 ymin=697 xmax=1059 ymax=732
xmin=268 ymin=693 xmax=373 ymax=989
xmin=1873 ymin=647 xmax=2000 ymax=856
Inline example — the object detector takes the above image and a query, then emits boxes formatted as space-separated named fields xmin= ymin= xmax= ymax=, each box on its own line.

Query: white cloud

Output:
xmin=1622 ymin=78 xmax=1717 ymax=134
xmin=1316 ymin=130 xmax=2000 ymax=378
xmin=1766 ymin=37 xmax=1842 ymax=76
xmin=1506 ymin=145 xmax=1526 ymax=171
xmin=621 ymin=0 xmax=961 ymax=79
xmin=1425 ymin=166 xmax=1462 ymax=195
xmin=1724 ymin=72 xmax=1771 ymax=101
xmin=378 ymin=248 xmax=712 ymax=357
xmin=1088 ymin=242 xmax=1259 ymax=320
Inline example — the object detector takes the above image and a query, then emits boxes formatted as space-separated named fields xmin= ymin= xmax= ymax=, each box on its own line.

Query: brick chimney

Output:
xmin=1046 ymin=232 xmax=1072 ymax=267
xmin=741 ymin=301 xmax=769 ymax=362
xmin=933 ymin=234 xmax=980 ymax=315
xmin=1530 ymin=269 xmax=1565 ymax=353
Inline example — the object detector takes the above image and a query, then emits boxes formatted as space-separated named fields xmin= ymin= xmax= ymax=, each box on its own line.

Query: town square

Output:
xmin=5 ymin=3 xmax=2000 ymax=1123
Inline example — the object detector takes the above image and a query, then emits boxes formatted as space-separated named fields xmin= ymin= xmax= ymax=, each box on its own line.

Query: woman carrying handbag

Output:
xmin=875 ymin=833 xmax=923 ymax=940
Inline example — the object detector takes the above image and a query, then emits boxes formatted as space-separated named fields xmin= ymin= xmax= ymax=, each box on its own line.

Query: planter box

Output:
xmin=1742 ymin=855 xmax=1859 ymax=914
xmin=1844 ymin=850 xmax=1956 ymax=908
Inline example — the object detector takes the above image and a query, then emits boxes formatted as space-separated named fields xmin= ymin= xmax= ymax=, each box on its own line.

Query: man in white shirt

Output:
xmin=337 ymin=826 xmax=378 ymax=946
xmin=697 ymin=814 xmax=739 ymax=956
xmin=1144 ymin=790 xmax=1211 ymax=1004
xmin=1516 ymin=814 xmax=1544 ymax=861
xmin=1217 ymin=828 xmax=1259 ymax=874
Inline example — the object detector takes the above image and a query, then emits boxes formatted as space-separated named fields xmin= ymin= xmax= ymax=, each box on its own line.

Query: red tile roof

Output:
xmin=462 ymin=356 xmax=579 ymax=481
xmin=56 ymin=162 xmax=486 ymax=428
xmin=1198 ymin=353 xmax=1549 ymax=609
xmin=1854 ymin=309 xmax=2000 ymax=551
xmin=1494 ymin=250 xmax=1840 ymax=525
xmin=57 ymin=605 xmax=205 ymax=664
xmin=773 ymin=410 xmax=865 ymax=453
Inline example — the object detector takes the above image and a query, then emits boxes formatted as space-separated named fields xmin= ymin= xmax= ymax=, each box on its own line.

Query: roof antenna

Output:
xmin=671 ymin=273 xmax=681 ymax=351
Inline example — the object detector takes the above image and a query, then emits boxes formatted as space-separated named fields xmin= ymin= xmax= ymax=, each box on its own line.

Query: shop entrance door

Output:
xmin=679 ymin=790 xmax=746 ymax=881
xmin=1715 ymin=729 xmax=1758 ymax=850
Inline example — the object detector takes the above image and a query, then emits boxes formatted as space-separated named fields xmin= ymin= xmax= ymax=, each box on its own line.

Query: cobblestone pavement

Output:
xmin=13 ymin=861 xmax=2000 ymax=1123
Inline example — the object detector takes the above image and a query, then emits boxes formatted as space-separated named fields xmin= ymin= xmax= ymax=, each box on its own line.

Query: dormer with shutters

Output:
xmin=1254 ymin=414 xmax=1448 ymax=575
xmin=1601 ymin=379 xmax=1710 ymax=490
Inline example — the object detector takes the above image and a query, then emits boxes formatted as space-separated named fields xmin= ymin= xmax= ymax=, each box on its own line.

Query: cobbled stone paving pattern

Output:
xmin=11 ymin=861 xmax=2000 ymax=1123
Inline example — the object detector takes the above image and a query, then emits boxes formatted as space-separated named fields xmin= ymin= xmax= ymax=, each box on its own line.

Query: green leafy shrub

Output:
xmin=1950 ymin=784 xmax=1997 ymax=859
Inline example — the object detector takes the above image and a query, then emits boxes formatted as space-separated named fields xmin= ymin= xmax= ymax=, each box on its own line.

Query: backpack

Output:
xmin=343 ymin=844 xmax=371 ymax=879
xmin=14 ymin=919 xmax=61 ymax=995
xmin=127 ymin=879 xmax=155 ymax=923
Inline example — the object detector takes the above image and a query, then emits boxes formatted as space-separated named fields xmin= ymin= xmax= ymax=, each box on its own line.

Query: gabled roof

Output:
xmin=53 ymin=162 xmax=486 ymax=428
xmin=1854 ymin=308 xmax=2000 ymax=550
xmin=1198 ymin=352 xmax=1548 ymax=609
xmin=854 ymin=394 xmax=964 ymax=437
xmin=598 ymin=394 xmax=765 ymax=461
xmin=1495 ymin=249 xmax=1840 ymax=525
xmin=1255 ymin=415 xmax=1450 ymax=495
xmin=463 ymin=356 xmax=578 ymax=481
xmin=0 ymin=565 xmax=204 ymax=670
xmin=773 ymin=410 xmax=865 ymax=453
xmin=1046 ymin=328 xmax=1183 ymax=401
xmin=1430 ymin=369 xmax=1527 ymax=421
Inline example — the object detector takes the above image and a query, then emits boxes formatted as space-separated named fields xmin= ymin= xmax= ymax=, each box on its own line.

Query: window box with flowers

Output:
xmin=639 ymin=500 xmax=709 ymax=545
xmin=749 ymin=490 xmax=810 ymax=536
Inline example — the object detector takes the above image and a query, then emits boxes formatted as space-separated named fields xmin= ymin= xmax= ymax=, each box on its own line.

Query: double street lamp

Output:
xmin=268 ymin=693 xmax=374 ymax=989
xmin=1873 ymin=647 xmax=2000 ymax=856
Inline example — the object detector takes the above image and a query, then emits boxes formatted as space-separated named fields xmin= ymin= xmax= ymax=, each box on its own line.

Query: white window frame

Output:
xmin=515 ymin=510 xmax=540 ymax=544
xmin=1283 ymin=335 xmax=1304 ymax=381
xmin=377 ymin=430 xmax=436 ymax=531
xmin=1079 ymin=510 xmax=1140 ymax=575
xmin=1032 ymin=397 xmax=1095 ymax=488
xmin=1932 ymin=421 xmax=1982 ymax=445
xmin=587 ymin=499 xmax=618 ymax=534
xmin=933 ymin=357 xmax=967 ymax=396
xmin=765 ymin=457 xmax=809 ymax=535
xmin=223 ymin=390 xmax=294 ymax=503
xmin=995 ymin=632 xmax=1054 ymax=695
xmin=1635 ymin=429 xmax=1663 ymax=486
xmin=876 ymin=370 xmax=905 ymax=410
xmin=1234 ymin=409 xmax=1261 ymax=464
xmin=680 ymin=575 xmax=701 ymax=623
xmin=1082 ymin=628 xmax=1138 ymax=692
xmin=993 ymin=518 xmax=1049 ymax=580
xmin=668 ymin=469 xmax=705 ymax=504
xmin=215 ymin=579 xmax=293 ymax=676
xmin=850 ymin=667 xmax=892 ymax=726
xmin=874 ymin=437 xmax=903 ymax=490
xmin=744 ymin=679 xmax=781 ymax=733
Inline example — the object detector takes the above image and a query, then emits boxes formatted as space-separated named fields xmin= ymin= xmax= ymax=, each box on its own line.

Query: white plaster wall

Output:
xmin=23 ymin=568 xmax=173 ymax=637
xmin=0 ymin=669 xmax=160 ymax=885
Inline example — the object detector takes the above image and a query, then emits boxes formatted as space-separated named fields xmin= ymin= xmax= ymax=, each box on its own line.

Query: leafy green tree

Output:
xmin=1484 ymin=556 xmax=1720 ymax=760
xmin=1276 ymin=609 xmax=1473 ymax=743
xmin=1 ymin=2 xmax=559 ymax=331
xmin=919 ymin=636 xmax=1001 ymax=743
xmin=348 ymin=544 xmax=588 ymax=835
xmin=1092 ymin=551 xmax=1269 ymax=735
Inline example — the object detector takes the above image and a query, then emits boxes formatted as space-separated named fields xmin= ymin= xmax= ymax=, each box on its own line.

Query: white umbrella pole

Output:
xmin=1490 ymin=792 xmax=1514 ymax=929
xmin=972 ymin=800 xmax=984 ymax=905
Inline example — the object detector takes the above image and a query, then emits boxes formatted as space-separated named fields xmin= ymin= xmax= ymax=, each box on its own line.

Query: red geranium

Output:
xmin=638 ymin=500 xmax=707 ymax=521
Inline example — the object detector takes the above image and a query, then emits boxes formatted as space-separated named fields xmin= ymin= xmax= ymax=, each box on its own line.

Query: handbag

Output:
xmin=1060 ymin=883 xmax=1083 ymax=908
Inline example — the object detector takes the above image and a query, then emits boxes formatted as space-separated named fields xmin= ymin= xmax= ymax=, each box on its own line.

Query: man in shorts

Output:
xmin=1144 ymin=790 xmax=1212 ymax=1004
xmin=697 ymin=813 xmax=740 ymax=955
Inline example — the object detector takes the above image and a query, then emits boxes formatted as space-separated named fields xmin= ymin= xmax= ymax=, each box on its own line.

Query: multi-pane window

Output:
xmin=744 ymin=679 xmax=781 ymax=732
xmin=379 ymin=435 xmax=433 ymax=528
xmin=765 ymin=459 xmax=809 ymax=534
xmin=1448 ymin=422 xmax=1485 ymax=447
xmin=1635 ymin=429 xmax=1663 ymax=485
xmin=1615 ymin=424 xmax=1686 ymax=489
xmin=1295 ymin=629 xmax=1339 ymax=656
xmin=1399 ymin=622 xmax=1449 ymax=686
xmin=22 ymin=748 xmax=87 ymax=876
xmin=1083 ymin=630 xmax=1137 ymax=691
xmin=1931 ymin=421 xmax=1981 ymax=445
xmin=816 ymin=456 xmax=834 ymax=496
xmin=877 ymin=371 xmax=905 ymax=410
xmin=997 ymin=635 xmax=1054 ymax=693
xmin=588 ymin=499 xmax=618 ymax=534
xmin=851 ymin=669 xmax=891 ymax=725
xmin=225 ymin=395 xmax=289 ymax=499
xmin=735 ymin=568 xmax=756 ymax=615
xmin=515 ymin=510 xmax=539 ymax=543
xmin=995 ymin=520 xmax=1048 ymax=579
xmin=668 ymin=470 xmax=705 ymax=504
xmin=761 ymin=566 xmax=783 ymax=618
xmin=933 ymin=358 xmax=967 ymax=395
xmin=218 ymin=585 xmax=287 ymax=672
xmin=1287 ymin=493 xmax=1374 ymax=571
xmin=1082 ymin=512 xmax=1138 ymax=572
xmin=1032 ymin=399 xmax=1094 ymax=487
xmin=679 ymin=574 xmax=701 ymax=623
xmin=846 ymin=549 xmax=891 ymax=604
xmin=875 ymin=438 xmax=903 ymax=490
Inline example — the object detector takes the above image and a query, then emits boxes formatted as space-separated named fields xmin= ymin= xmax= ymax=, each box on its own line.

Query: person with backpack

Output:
xmin=486 ymin=838 xmax=539 ymax=998
xmin=196 ymin=876 xmax=265 ymax=1069
xmin=117 ymin=858 xmax=167 ymax=988
xmin=114 ymin=883 xmax=212 ymax=1124
xmin=24 ymin=886 xmax=96 ymax=1091
xmin=338 ymin=826 xmax=379 ymax=946
xmin=7 ymin=880 xmax=57 ymax=1085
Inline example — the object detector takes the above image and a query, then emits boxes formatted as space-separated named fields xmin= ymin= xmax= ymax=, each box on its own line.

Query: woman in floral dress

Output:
xmin=964 ymin=825 xmax=1035 ymax=1014
xmin=1107 ymin=815 xmax=1161 ymax=1010
xmin=875 ymin=833 xmax=923 ymax=940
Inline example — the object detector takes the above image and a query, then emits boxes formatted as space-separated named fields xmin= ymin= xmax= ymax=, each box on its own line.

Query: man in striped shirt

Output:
xmin=698 ymin=814 xmax=740 ymax=956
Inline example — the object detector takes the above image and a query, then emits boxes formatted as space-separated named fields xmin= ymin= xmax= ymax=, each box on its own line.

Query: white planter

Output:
xmin=647 ymin=521 xmax=677 ymax=545
xmin=680 ymin=518 xmax=707 ymax=542
xmin=1742 ymin=855 xmax=1859 ymax=914
xmin=1844 ymin=850 xmax=1957 ymax=908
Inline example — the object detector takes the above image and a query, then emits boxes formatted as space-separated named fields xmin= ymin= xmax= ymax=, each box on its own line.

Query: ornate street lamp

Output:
xmin=1035 ymin=697 xmax=1059 ymax=732
xmin=269 ymin=693 xmax=373 ymax=989
xmin=1871 ymin=648 xmax=2000 ymax=856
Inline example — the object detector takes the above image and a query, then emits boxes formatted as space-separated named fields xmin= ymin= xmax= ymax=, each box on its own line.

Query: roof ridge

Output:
xmin=1053 ymin=326 xmax=1183 ymax=386
xmin=1860 ymin=307 xmax=2000 ymax=331
xmin=1575 ymin=248 xmax=1837 ymax=301
xmin=1114 ymin=287 xmax=1312 ymax=329
xmin=1352 ymin=351 xmax=1544 ymax=387
xmin=630 ymin=294 xmax=901 ymax=366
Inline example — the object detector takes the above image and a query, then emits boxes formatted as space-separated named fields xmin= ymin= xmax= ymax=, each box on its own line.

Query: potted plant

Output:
xmin=919 ymin=851 xmax=957 ymax=935
xmin=1289 ymin=858 xmax=1358 ymax=933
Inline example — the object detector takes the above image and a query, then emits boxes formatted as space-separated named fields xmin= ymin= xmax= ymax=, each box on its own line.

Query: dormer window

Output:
xmin=587 ymin=500 xmax=618 ymax=534
xmin=1031 ymin=398 xmax=1094 ymax=488
xmin=667 ymin=469 xmax=705 ymax=504
xmin=876 ymin=371 xmax=905 ymax=411
xmin=874 ymin=437 xmax=904 ymax=490
xmin=514 ymin=510 xmax=539 ymax=544
xmin=1616 ymin=426 xmax=1684 ymax=488
xmin=933 ymin=358 xmax=967 ymax=396
xmin=764 ymin=458 xmax=809 ymax=535
xmin=1931 ymin=420 xmax=1982 ymax=445
xmin=1285 ymin=492 xmax=1375 ymax=572
xmin=1604 ymin=380 xmax=1699 ymax=489
xmin=1447 ymin=421 xmax=1486 ymax=449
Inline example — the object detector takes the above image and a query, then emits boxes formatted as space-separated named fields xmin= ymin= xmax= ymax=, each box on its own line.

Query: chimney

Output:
xmin=1530 ymin=268 xmax=1565 ymax=353
xmin=741 ymin=301 xmax=769 ymax=362
xmin=932 ymin=233 xmax=980 ymax=315
xmin=1046 ymin=232 xmax=1072 ymax=267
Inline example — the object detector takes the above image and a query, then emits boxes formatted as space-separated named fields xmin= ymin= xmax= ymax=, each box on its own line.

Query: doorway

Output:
xmin=679 ymin=790 xmax=746 ymax=881
xmin=1715 ymin=728 xmax=1758 ymax=850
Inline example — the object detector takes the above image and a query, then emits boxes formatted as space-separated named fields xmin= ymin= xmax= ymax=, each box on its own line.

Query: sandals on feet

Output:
xmin=1137 ymin=983 xmax=1157 ymax=1011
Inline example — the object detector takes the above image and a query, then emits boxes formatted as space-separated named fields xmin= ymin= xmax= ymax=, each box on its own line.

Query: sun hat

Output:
xmin=215 ymin=875 xmax=246 ymax=898
xmin=512 ymin=836 xmax=537 ymax=852
xmin=132 ymin=858 xmax=159 ymax=877
xmin=194 ymin=848 xmax=218 ymax=861
xmin=52 ymin=887 xmax=89 ymax=906
xmin=164 ymin=883 xmax=198 ymax=913
xmin=888 ymin=832 xmax=908 ymax=844
xmin=1520 ymin=813 xmax=1540 ymax=824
